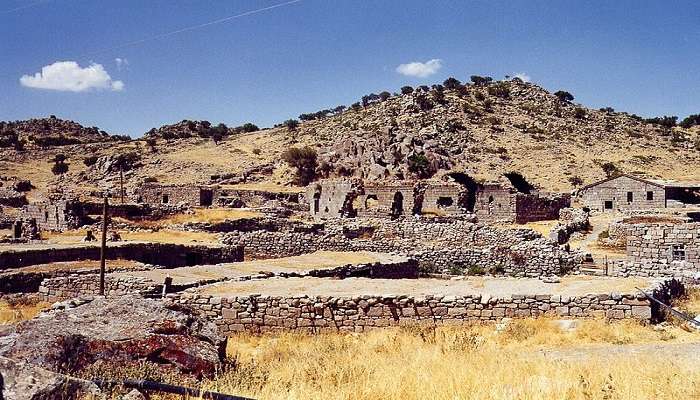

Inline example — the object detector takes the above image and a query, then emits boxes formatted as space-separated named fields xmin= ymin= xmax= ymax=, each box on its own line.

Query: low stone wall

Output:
xmin=0 ymin=243 xmax=243 ymax=270
xmin=221 ymin=217 xmax=579 ymax=278
xmin=39 ymin=274 xmax=157 ymax=301
xmin=172 ymin=285 xmax=666 ymax=335
xmin=548 ymin=208 xmax=590 ymax=244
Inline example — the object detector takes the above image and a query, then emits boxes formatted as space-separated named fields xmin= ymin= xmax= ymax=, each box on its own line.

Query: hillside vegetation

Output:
xmin=1 ymin=78 xmax=699 ymax=198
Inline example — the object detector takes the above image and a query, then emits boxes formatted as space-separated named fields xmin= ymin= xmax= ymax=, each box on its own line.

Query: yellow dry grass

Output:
xmin=119 ymin=229 xmax=219 ymax=244
xmin=202 ymin=320 xmax=700 ymax=399
xmin=0 ymin=300 xmax=50 ymax=324
xmin=497 ymin=219 xmax=560 ymax=236
xmin=44 ymin=228 xmax=219 ymax=245
xmin=140 ymin=208 xmax=262 ymax=227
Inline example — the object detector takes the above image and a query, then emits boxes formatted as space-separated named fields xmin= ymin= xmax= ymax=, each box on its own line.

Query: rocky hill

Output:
xmin=283 ymin=78 xmax=700 ymax=191
xmin=0 ymin=116 xmax=127 ymax=149
xmin=0 ymin=78 xmax=699 ymax=200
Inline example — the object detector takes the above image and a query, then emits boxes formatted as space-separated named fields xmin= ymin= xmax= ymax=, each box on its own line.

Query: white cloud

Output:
xmin=115 ymin=57 xmax=129 ymax=70
xmin=396 ymin=59 xmax=442 ymax=78
xmin=20 ymin=61 xmax=124 ymax=92
xmin=511 ymin=72 xmax=531 ymax=82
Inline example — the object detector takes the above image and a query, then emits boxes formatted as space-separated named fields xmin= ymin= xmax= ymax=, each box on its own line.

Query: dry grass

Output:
xmin=201 ymin=320 xmax=700 ymax=399
xmin=141 ymin=208 xmax=262 ymax=227
xmin=498 ymin=220 xmax=560 ymax=236
xmin=43 ymin=227 xmax=219 ymax=245
xmin=0 ymin=300 xmax=50 ymax=324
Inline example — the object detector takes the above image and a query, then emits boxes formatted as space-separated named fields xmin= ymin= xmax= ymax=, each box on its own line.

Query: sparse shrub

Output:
xmin=350 ymin=102 xmax=362 ymax=111
xmin=600 ymin=107 xmax=615 ymax=113
xmin=379 ymin=91 xmax=391 ymax=101
xmin=145 ymin=137 xmax=157 ymax=152
xmin=470 ymin=75 xmax=493 ymax=85
xmin=282 ymin=146 xmax=318 ymax=185
xmin=473 ymin=91 xmax=485 ymax=101
xmin=466 ymin=265 xmax=485 ymax=276
xmin=50 ymin=154 xmax=69 ymax=175
xmin=400 ymin=86 xmax=414 ymax=95
xmin=554 ymin=90 xmax=574 ymax=102
xmin=415 ymin=94 xmax=433 ymax=111
xmin=407 ymin=152 xmax=433 ymax=178
xmin=487 ymin=82 xmax=510 ymax=99
xmin=443 ymin=77 xmax=462 ymax=90
xmin=601 ymin=162 xmax=620 ymax=178
xmin=83 ymin=156 xmax=98 ymax=167
xmin=239 ymin=123 xmax=259 ymax=133
xmin=568 ymin=176 xmax=584 ymax=187
xmin=679 ymin=114 xmax=700 ymax=129
xmin=283 ymin=119 xmax=300 ymax=131
xmin=252 ymin=148 xmax=261 ymax=155
xmin=431 ymin=90 xmax=446 ymax=104
xmin=114 ymin=152 xmax=142 ymax=172
xmin=574 ymin=107 xmax=587 ymax=119
xmin=644 ymin=116 xmax=677 ymax=129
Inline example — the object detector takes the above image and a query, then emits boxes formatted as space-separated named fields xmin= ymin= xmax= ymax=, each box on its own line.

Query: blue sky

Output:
xmin=1 ymin=0 xmax=698 ymax=137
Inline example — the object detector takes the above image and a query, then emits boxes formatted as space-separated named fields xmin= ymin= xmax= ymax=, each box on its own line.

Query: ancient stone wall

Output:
xmin=213 ymin=188 xmax=300 ymax=208
xmin=307 ymin=179 xmax=362 ymax=219
xmin=21 ymin=201 xmax=87 ymax=231
xmin=515 ymin=193 xmax=571 ymax=223
xmin=221 ymin=217 xmax=579 ymax=277
xmin=135 ymin=183 xmax=215 ymax=207
xmin=474 ymin=184 xmax=517 ymax=223
xmin=614 ymin=223 xmax=699 ymax=277
xmin=172 ymin=288 xmax=657 ymax=335
xmin=0 ymin=243 xmax=243 ymax=270
xmin=421 ymin=183 xmax=464 ymax=216
xmin=357 ymin=183 xmax=416 ymax=217
xmin=580 ymin=175 xmax=666 ymax=212
xmin=39 ymin=274 xmax=157 ymax=301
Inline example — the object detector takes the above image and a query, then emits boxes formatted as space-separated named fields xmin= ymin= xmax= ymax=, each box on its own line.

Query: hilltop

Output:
xmin=0 ymin=116 xmax=128 ymax=149
xmin=1 ymin=78 xmax=699 ymax=200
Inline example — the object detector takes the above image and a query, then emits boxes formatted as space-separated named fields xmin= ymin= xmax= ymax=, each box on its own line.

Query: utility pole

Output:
xmin=99 ymin=196 xmax=109 ymax=296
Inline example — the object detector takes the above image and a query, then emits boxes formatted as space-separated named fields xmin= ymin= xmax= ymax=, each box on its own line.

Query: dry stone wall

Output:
xmin=0 ymin=242 xmax=243 ymax=270
xmin=614 ymin=223 xmax=699 ymax=278
xmin=221 ymin=217 xmax=579 ymax=277
xmin=172 ymin=285 xmax=663 ymax=335
xmin=39 ymin=274 xmax=157 ymax=301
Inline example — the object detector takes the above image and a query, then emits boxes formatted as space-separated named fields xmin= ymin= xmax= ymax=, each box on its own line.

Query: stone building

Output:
xmin=357 ymin=182 xmax=417 ymax=217
xmin=421 ymin=182 xmax=464 ymax=216
xmin=306 ymin=179 xmax=363 ymax=219
xmin=579 ymin=174 xmax=700 ymax=212
xmin=615 ymin=222 xmax=699 ymax=278
xmin=21 ymin=200 xmax=87 ymax=231
xmin=134 ymin=183 xmax=216 ymax=207
xmin=474 ymin=182 xmax=570 ymax=224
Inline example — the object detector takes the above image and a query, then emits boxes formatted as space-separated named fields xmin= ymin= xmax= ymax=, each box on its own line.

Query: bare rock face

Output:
xmin=0 ymin=356 xmax=103 ymax=400
xmin=0 ymin=296 xmax=224 ymax=379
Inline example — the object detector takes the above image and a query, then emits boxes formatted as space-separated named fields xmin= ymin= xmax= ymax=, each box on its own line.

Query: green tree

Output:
xmin=50 ymin=154 xmax=69 ymax=175
xmin=282 ymin=146 xmax=318 ymax=185
xmin=554 ymin=90 xmax=574 ymax=102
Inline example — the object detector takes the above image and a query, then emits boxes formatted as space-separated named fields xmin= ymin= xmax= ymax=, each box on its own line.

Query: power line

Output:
xmin=1 ymin=0 xmax=52 ymax=14
xmin=79 ymin=0 xmax=302 ymax=57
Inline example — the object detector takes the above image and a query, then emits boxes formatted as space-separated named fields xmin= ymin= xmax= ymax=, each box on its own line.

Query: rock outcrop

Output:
xmin=0 ymin=296 xmax=225 ymax=379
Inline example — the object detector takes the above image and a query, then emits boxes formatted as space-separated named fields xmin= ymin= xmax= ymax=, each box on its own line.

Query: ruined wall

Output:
xmin=221 ymin=217 xmax=579 ymax=278
xmin=39 ymin=274 xmax=157 ymax=301
xmin=173 ymin=289 xmax=656 ymax=335
xmin=307 ymin=179 xmax=362 ymax=219
xmin=135 ymin=183 xmax=214 ymax=207
xmin=421 ymin=183 xmax=463 ymax=216
xmin=357 ymin=183 xmax=416 ymax=217
xmin=21 ymin=201 xmax=86 ymax=231
xmin=213 ymin=188 xmax=300 ymax=208
xmin=0 ymin=243 xmax=243 ymax=270
xmin=614 ymin=223 xmax=700 ymax=277
xmin=515 ymin=193 xmax=571 ymax=223
xmin=474 ymin=185 xmax=517 ymax=223
xmin=580 ymin=176 xmax=666 ymax=212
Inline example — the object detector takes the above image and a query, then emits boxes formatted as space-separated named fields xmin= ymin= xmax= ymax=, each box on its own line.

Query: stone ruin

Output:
xmin=307 ymin=177 xmax=570 ymax=223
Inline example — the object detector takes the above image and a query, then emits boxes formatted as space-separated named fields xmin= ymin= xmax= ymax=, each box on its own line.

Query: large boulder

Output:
xmin=0 ymin=296 xmax=224 ymax=379
xmin=0 ymin=356 xmax=103 ymax=400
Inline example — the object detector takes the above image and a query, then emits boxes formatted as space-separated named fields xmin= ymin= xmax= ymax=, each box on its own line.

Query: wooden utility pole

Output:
xmin=99 ymin=196 xmax=109 ymax=295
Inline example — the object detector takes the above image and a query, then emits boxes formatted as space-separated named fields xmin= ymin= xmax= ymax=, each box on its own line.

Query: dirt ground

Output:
xmin=198 ymin=275 xmax=654 ymax=297
xmin=113 ymin=251 xmax=389 ymax=285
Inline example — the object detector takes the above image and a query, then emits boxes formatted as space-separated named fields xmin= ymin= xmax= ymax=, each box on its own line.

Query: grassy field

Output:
xmin=0 ymin=299 xmax=50 ymax=324
xmin=198 ymin=318 xmax=700 ymax=400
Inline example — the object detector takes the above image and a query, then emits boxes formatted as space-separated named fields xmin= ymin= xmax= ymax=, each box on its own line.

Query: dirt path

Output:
xmin=537 ymin=341 xmax=700 ymax=361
